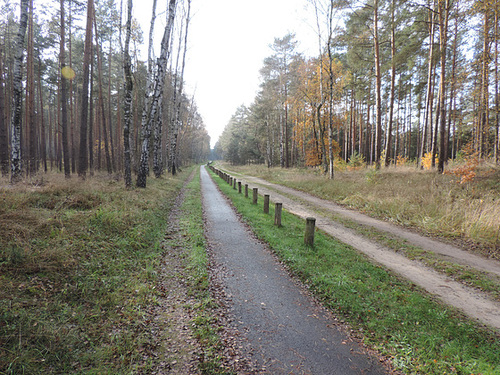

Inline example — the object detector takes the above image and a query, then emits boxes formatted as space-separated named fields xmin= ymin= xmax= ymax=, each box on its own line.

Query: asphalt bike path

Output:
xmin=218 ymin=167 xmax=500 ymax=332
xmin=201 ymin=166 xmax=388 ymax=374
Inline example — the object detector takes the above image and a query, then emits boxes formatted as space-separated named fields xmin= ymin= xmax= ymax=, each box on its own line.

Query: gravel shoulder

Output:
xmin=220 ymin=167 xmax=500 ymax=333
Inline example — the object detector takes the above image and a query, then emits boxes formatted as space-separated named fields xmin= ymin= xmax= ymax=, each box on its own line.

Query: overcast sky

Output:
xmin=135 ymin=0 xmax=319 ymax=148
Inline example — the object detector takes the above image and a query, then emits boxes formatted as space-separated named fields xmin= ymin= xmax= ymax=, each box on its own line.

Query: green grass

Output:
xmin=208 ymin=166 xmax=500 ymax=375
xmin=0 ymin=171 xmax=189 ymax=374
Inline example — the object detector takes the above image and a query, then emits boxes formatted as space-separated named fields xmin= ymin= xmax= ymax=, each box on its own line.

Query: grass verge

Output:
xmin=208 ymin=167 xmax=500 ymax=375
xmin=0 ymin=170 xmax=187 ymax=374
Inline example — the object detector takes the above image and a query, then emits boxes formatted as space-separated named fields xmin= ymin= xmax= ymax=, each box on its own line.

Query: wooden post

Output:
xmin=245 ymin=184 xmax=249 ymax=198
xmin=233 ymin=179 xmax=237 ymax=189
xmin=263 ymin=194 xmax=270 ymax=214
xmin=252 ymin=188 xmax=258 ymax=204
xmin=304 ymin=217 xmax=316 ymax=246
xmin=274 ymin=203 xmax=282 ymax=227
xmin=238 ymin=181 xmax=242 ymax=193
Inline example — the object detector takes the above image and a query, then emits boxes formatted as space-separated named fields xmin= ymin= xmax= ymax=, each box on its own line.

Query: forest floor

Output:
xmin=217 ymin=164 xmax=500 ymax=332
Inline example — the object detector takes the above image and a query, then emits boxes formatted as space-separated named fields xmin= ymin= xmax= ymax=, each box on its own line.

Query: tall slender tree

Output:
xmin=123 ymin=0 xmax=133 ymax=187
xmin=78 ymin=0 xmax=94 ymax=178
xmin=0 ymin=47 xmax=8 ymax=176
xmin=60 ymin=0 xmax=71 ymax=178
xmin=10 ymin=0 xmax=29 ymax=183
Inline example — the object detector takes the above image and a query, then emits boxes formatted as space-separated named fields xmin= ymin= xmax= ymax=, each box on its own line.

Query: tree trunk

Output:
xmin=437 ymin=0 xmax=450 ymax=174
xmin=123 ymin=0 xmax=133 ymax=187
xmin=89 ymin=44 xmax=94 ymax=176
xmin=10 ymin=0 xmax=29 ymax=183
xmin=93 ymin=13 xmax=112 ymax=175
xmin=419 ymin=2 xmax=436 ymax=169
xmin=60 ymin=0 xmax=71 ymax=178
xmin=0 ymin=47 xmax=9 ymax=176
xmin=77 ymin=0 xmax=94 ymax=178
xmin=385 ymin=0 xmax=396 ymax=167
xmin=373 ymin=0 xmax=382 ymax=169
xmin=26 ymin=0 xmax=37 ymax=176
xmin=480 ymin=7 xmax=490 ymax=158
xmin=495 ymin=1 xmax=499 ymax=164
xmin=137 ymin=0 xmax=177 ymax=188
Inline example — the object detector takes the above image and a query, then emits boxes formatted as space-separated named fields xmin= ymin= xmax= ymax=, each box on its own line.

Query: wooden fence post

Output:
xmin=274 ymin=203 xmax=282 ymax=227
xmin=238 ymin=181 xmax=242 ymax=193
xmin=263 ymin=194 xmax=270 ymax=214
xmin=245 ymin=184 xmax=249 ymax=198
xmin=252 ymin=188 xmax=258 ymax=204
xmin=304 ymin=217 xmax=316 ymax=246
xmin=233 ymin=179 xmax=237 ymax=189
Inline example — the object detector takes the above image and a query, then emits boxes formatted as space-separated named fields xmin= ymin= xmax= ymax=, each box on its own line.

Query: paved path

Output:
xmin=201 ymin=166 xmax=388 ymax=374
xmin=215 ymin=167 xmax=500 ymax=332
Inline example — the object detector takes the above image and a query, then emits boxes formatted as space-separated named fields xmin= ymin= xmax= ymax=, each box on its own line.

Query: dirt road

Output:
xmin=201 ymin=166 xmax=389 ymax=374
xmin=218 ymin=167 xmax=500 ymax=332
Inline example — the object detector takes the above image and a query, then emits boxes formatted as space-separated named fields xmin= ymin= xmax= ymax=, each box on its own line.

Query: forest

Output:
xmin=0 ymin=0 xmax=210 ymax=188
xmin=216 ymin=0 xmax=500 ymax=179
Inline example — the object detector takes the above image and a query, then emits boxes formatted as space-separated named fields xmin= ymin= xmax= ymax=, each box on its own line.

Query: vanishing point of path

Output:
xmin=221 ymin=167 xmax=500 ymax=332
xmin=201 ymin=166 xmax=389 ymax=374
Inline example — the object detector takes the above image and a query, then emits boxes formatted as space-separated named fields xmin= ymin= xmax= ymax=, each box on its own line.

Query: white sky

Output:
xmin=134 ymin=0 xmax=319 ymax=148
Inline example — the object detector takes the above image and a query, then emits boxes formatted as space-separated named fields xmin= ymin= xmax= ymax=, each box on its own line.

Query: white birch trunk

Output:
xmin=10 ymin=0 xmax=29 ymax=183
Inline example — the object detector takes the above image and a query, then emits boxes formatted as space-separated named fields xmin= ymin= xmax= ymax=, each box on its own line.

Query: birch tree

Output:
xmin=10 ymin=0 xmax=29 ymax=183
xmin=123 ymin=0 xmax=133 ymax=187
xmin=169 ymin=0 xmax=191 ymax=176
xmin=136 ymin=0 xmax=177 ymax=188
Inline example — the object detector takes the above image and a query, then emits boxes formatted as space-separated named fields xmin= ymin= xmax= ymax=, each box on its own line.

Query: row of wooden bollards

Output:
xmin=208 ymin=165 xmax=316 ymax=246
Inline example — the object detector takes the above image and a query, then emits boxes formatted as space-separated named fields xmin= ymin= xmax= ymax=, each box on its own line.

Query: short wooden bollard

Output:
xmin=238 ymin=181 xmax=242 ymax=193
xmin=252 ymin=188 xmax=258 ymax=204
xmin=274 ymin=203 xmax=282 ymax=227
xmin=233 ymin=179 xmax=237 ymax=189
xmin=304 ymin=217 xmax=316 ymax=246
xmin=245 ymin=184 xmax=249 ymax=198
xmin=263 ymin=194 xmax=270 ymax=214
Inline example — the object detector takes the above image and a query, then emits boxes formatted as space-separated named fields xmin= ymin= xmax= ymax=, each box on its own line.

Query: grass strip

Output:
xmin=208 ymin=168 xmax=500 ymax=375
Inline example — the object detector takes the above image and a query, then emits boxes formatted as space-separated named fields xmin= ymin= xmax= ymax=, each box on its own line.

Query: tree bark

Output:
xmin=26 ymin=0 xmax=36 ymax=176
xmin=77 ymin=0 xmax=94 ymax=179
xmin=0 ymin=47 xmax=9 ymax=176
xmin=60 ymin=0 xmax=71 ymax=178
xmin=419 ymin=2 xmax=436 ymax=169
xmin=93 ymin=13 xmax=112 ymax=175
xmin=10 ymin=0 xmax=29 ymax=183
xmin=373 ymin=0 xmax=382 ymax=169
xmin=136 ymin=0 xmax=177 ymax=188
xmin=123 ymin=0 xmax=133 ymax=187
xmin=437 ymin=0 xmax=450 ymax=174
xmin=385 ymin=0 xmax=396 ymax=167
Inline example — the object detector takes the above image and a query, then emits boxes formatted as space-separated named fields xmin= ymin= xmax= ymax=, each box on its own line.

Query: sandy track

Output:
xmin=220 ymin=167 xmax=500 ymax=333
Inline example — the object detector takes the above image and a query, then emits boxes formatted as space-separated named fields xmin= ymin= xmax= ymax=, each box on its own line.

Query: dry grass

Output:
xmin=0 ymin=169 xmax=190 ymax=374
xmin=223 ymin=161 xmax=500 ymax=257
